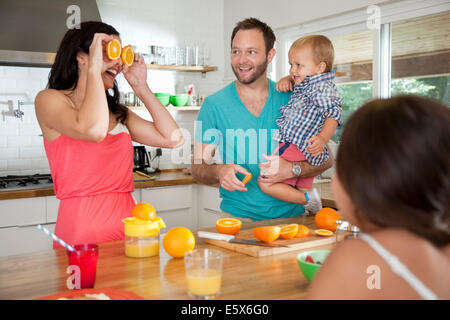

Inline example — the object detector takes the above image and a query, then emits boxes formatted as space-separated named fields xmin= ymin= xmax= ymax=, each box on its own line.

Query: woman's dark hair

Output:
xmin=337 ymin=95 xmax=450 ymax=247
xmin=231 ymin=17 xmax=276 ymax=55
xmin=48 ymin=21 xmax=128 ymax=123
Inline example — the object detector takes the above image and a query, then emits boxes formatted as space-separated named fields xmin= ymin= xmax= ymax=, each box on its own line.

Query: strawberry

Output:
xmin=305 ymin=255 xmax=314 ymax=264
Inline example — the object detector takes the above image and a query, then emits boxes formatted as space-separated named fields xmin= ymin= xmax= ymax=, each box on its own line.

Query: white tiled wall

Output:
xmin=0 ymin=0 xmax=225 ymax=176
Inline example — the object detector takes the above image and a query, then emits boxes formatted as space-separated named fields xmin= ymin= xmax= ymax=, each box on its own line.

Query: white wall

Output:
xmin=0 ymin=0 xmax=225 ymax=175
xmin=223 ymin=0 xmax=390 ymax=80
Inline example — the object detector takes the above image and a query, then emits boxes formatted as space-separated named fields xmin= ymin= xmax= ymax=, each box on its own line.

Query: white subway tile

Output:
xmin=19 ymin=147 xmax=42 ymax=159
xmin=30 ymin=136 xmax=44 ymax=147
xmin=0 ymin=160 xmax=7 ymax=171
xmin=31 ymin=159 xmax=50 ymax=170
xmin=0 ymin=148 xmax=19 ymax=160
xmin=0 ymin=79 xmax=17 ymax=93
xmin=28 ymin=68 xmax=50 ymax=80
xmin=7 ymin=159 xmax=31 ymax=171
xmin=7 ymin=136 xmax=31 ymax=147
xmin=3 ymin=67 xmax=29 ymax=79
xmin=19 ymin=122 xmax=42 ymax=135
xmin=0 ymin=136 xmax=6 ymax=148
xmin=0 ymin=123 xmax=19 ymax=135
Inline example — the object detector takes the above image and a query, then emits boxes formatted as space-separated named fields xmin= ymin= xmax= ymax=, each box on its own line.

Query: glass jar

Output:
xmin=335 ymin=220 xmax=350 ymax=243
xmin=122 ymin=216 xmax=166 ymax=258
xmin=345 ymin=225 xmax=361 ymax=240
xmin=125 ymin=234 xmax=159 ymax=258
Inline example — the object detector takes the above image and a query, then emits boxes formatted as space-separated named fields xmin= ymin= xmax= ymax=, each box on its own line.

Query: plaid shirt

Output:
xmin=273 ymin=71 xmax=342 ymax=166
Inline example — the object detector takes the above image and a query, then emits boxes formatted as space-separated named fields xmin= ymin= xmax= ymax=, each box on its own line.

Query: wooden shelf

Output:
xmin=128 ymin=105 xmax=200 ymax=111
xmin=146 ymin=64 xmax=217 ymax=73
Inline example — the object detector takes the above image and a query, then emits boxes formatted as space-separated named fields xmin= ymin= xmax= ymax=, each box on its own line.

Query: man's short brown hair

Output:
xmin=290 ymin=35 xmax=335 ymax=72
xmin=231 ymin=18 xmax=276 ymax=55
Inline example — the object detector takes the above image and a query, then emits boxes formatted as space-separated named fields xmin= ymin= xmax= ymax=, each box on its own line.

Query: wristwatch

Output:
xmin=292 ymin=163 xmax=302 ymax=177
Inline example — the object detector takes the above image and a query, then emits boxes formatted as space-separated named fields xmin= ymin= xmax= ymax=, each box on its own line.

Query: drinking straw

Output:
xmin=37 ymin=224 xmax=76 ymax=252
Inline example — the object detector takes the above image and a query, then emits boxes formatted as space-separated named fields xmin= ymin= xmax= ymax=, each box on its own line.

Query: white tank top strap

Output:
xmin=109 ymin=121 xmax=130 ymax=135
xmin=359 ymin=233 xmax=438 ymax=300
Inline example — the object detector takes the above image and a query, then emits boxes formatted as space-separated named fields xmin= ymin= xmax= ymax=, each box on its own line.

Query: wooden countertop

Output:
xmin=0 ymin=215 xmax=335 ymax=300
xmin=0 ymin=169 xmax=196 ymax=201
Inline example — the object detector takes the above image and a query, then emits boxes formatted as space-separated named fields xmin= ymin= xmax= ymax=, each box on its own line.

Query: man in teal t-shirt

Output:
xmin=192 ymin=18 xmax=332 ymax=221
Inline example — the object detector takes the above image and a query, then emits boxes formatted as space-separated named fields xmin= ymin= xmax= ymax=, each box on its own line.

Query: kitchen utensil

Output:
xmin=297 ymin=250 xmax=330 ymax=282
xmin=133 ymin=146 xmax=151 ymax=173
xmin=198 ymin=231 xmax=290 ymax=248
xmin=123 ymin=216 xmax=166 ymax=258
xmin=170 ymin=94 xmax=189 ymax=106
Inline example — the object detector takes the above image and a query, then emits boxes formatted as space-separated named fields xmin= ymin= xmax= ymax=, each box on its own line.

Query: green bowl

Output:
xmin=297 ymin=250 xmax=330 ymax=282
xmin=170 ymin=94 xmax=189 ymax=107
xmin=155 ymin=93 xmax=170 ymax=106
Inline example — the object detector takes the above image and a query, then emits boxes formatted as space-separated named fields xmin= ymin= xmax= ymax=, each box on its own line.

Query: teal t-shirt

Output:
xmin=194 ymin=79 xmax=305 ymax=221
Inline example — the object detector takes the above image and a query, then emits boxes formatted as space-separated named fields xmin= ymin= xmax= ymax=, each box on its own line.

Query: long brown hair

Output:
xmin=337 ymin=95 xmax=450 ymax=247
xmin=48 ymin=21 xmax=128 ymax=123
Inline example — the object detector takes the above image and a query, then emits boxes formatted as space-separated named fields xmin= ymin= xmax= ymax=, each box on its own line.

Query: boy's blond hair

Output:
xmin=290 ymin=35 xmax=334 ymax=73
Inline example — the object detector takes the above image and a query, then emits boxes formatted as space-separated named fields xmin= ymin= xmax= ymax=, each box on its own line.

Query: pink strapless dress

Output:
xmin=44 ymin=123 xmax=135 ymax=249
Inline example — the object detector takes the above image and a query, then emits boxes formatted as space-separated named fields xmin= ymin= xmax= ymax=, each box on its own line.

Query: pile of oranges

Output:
xmin=213 ymin=208 xmax=340 ymax=243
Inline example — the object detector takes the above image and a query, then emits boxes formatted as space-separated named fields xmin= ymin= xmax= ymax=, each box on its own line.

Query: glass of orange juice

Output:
xmin=184 ymin=249 xmax=223 ymax=299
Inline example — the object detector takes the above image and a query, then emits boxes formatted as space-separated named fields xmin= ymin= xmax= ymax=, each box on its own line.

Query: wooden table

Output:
xmin=0 ymin=216 xmax=335 ymax=300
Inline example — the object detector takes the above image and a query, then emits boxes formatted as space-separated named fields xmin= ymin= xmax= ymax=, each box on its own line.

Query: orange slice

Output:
xmin=121 ymin=45 xmax=134 ymax=66
xmin=242 ymin=173 xmax=252 ymax=185
xmin=253 ymin=226 xmax=281 ymax=243
xmin=315 ymin=229 xmax=334 ymax=237
xmin=106 ymin=39 xmax=121 ymax=60
xmin=295 ymin=225 xmax=311 ymax=238
xmin=216 ymin=218 xmax=242 ymax=235
xmin=280 ymin=224 xmax=299 ymax=239
xmin=131 ymin=203 xmax=156 ymax=221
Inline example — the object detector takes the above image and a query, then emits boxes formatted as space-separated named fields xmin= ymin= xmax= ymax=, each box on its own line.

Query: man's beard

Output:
xmin=232 ymin=57 xmax=268 ymax=85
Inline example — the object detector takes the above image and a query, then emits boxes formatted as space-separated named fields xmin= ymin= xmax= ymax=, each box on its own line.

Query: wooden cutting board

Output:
xmin=200 ymin=217 xmax=336 ymax=257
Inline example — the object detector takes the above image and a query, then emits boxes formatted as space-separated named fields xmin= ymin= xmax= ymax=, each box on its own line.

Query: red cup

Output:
xmin=66 ymin=244 xmax=99 ymax=289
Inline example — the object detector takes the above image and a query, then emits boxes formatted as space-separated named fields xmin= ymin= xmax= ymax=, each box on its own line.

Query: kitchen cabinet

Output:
xmin=196 ymin=185 xmax=222 ymax=229
xmin=140 ymin=185 xmax=194 ymax=230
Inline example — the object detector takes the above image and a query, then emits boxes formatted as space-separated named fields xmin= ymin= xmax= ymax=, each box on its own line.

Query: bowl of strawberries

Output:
xmin=297 ymin=250 xmax=330 ymax=282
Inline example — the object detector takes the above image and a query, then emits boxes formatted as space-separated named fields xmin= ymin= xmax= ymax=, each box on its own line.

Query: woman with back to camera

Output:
xmin=307 ymin=95 xmax=450 ymax=299
xmin=35 ymin=21 xmax=184 ymax=248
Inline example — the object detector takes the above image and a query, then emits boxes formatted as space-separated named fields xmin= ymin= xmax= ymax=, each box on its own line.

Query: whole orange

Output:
xmin=162 ymin=227 xmax=195 ymax=258
xmin=131 ymin=203 xmax=156 ymax=220
xmin=315 ymin=208 xmax=340 ymax=231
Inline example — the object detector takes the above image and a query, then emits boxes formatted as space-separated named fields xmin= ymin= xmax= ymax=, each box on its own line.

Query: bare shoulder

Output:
xmin=307 ymin=229 xmax=450 ymax=299
xmin=35 ymin=89 xmax=71 ymax=112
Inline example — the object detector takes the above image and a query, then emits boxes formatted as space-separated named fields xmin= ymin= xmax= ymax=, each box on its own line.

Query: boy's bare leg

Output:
xmin=258 ymin=180 xmax=308 ymax=204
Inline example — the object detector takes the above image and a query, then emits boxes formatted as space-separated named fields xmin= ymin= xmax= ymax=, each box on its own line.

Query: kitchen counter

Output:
xmin=0 ymin=169 xmax=196 ymax=201
xmin=0 ymin=215 xmax=334 ymax=300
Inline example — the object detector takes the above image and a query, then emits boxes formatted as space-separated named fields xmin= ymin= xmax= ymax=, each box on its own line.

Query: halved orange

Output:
xmin=253 ymin=226 xmax=281 ymax=243
xmin=280 ymin=224 xmax=299 ymax=239
xmin=295 ymin=225 xmax=311 ymax=238
xmin=216 ymin=218 xmax=242 ymax=235
xmin=131 ymin=202 xmax=156 ymax=221
xmin=106 ymin=39 xmax=121 ymax=60
xmin=121 ymin=45 xmax=134 ymax=66
xmin=315 ymin=229 xmax=334 ymax=237
xmin=242 ymin=173 xmax=252 ymax=185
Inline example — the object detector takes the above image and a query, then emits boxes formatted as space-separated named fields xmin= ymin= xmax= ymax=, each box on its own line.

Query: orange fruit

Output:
xmin=106 ymin=39 xmax=121 ymax=60
xmin=121 ymin=45 xmax=134 ymax=66
xmin=216 ymin=218 xmax=242 ymax=235
xmin=162 ymin=227 xmax=195 ymax=258
xmin=315 ymin=229 xmax=334 ymax=237
xmin=280 ymin=224 xmax=299 ymax=239
xmin=315 ymin=207 xmax=340 ymax=231
xmin=253 ymin=226 xmax=281 ymax=243
xmin=295 ymin=225 xmax=311 ymax=238
xmin=131 ymin=203 xmax=156 ymax=221
xmin=242 ymin=173 xmax=252 ymax=185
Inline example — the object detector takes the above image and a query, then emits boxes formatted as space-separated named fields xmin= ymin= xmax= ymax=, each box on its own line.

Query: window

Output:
xmin=390 ymin=11 xmax=450 ymax=105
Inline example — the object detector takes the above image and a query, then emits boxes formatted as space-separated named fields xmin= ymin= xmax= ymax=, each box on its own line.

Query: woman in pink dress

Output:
xmin=35 ymin=22 xmax=184 ymax=248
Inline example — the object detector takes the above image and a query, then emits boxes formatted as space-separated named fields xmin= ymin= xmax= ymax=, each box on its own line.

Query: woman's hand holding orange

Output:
xmin=123 ymin=53 xmax=147 ymax=92
xmin=88 ymin=33 xmax=115 ymax=73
